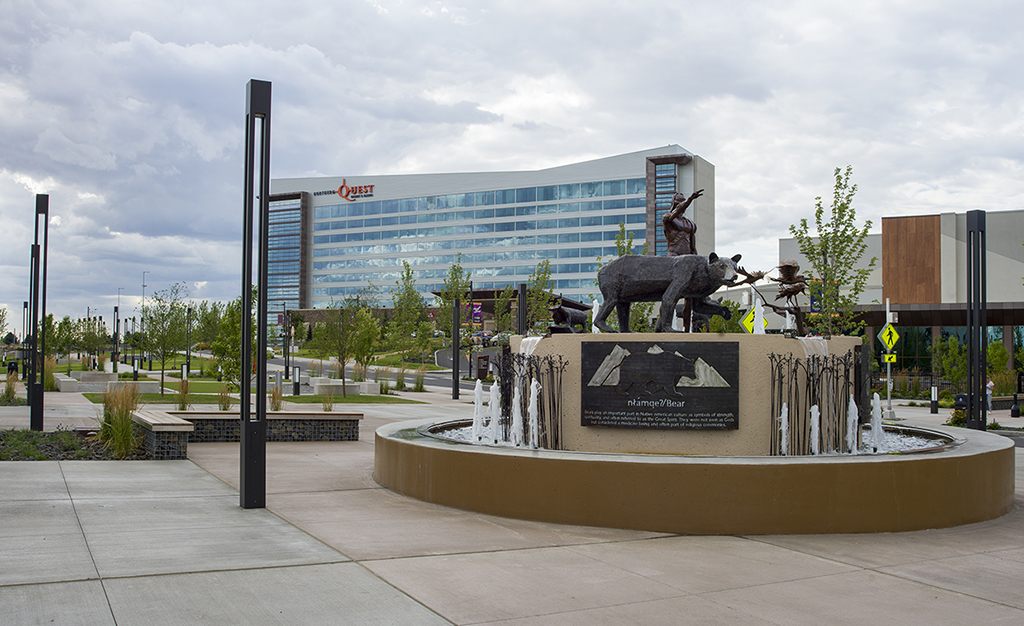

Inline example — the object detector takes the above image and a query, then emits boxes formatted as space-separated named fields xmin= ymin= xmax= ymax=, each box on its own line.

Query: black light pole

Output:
xmin=452 ymin=296 xmax=460 ymax=399
xmin=113 ymin=305 xmax=119 ymax=372
xmin=185 ymin=305 xmax=192 ymax=376
xmin=29 ymin=194 xmax=48 ymax=431
xmin=282 ymin=307 xmax=290 ymax=374
xmin=21 ymin=301 xmax=27 ymax=376
xmin=240 ymin=78 xmax=272 ymax=509
xmin=965 ymin=210 xmax=988 ymax=431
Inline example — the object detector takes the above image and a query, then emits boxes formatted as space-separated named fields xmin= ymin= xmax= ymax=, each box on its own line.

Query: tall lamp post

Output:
xmin=29 ymin=194 xmax=49 ymax=431
xmin=240 ymin=78 xmax=272 ymax=509
xmin=141 ymin=271 xmax=149 ymax=367
xmin=185 ymin=305 xmax=192 ymax=376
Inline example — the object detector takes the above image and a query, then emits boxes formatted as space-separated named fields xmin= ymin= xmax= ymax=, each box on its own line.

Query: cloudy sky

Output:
xmin=2 ymin=0 xmax=1022 ymax=330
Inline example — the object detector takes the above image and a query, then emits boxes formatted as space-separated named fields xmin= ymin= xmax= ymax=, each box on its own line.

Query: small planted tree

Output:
xmin=789 ymin=166 xmax=876 ymax=337
xmin=211 ymin=289 xmax=258 ymax=392
xmin=526 ymin=260 xmax=556 ymax=334
xmin=145 ymin=282 xmax=188 ymax=395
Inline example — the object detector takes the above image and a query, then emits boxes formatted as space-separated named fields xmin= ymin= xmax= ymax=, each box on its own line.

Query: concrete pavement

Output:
xmin=3 ymin=391 xmax=1024 ymax=624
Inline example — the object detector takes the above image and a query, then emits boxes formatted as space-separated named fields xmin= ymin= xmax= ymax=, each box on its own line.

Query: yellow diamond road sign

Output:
xmin=741 ymin=308 xmax=769 ymax=334
xmin=878 ymin=323 xmax=900 ymax=351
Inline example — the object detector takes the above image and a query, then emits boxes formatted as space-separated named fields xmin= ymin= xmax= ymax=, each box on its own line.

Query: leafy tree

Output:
xmin=51 ymin=316 xmax=76 ymax=375
xmin=77 ymin=315 xmax=108 ymax=364
xmin=390 ymin=260 xmax=427 ymax=360
xmin=933 ymin=335 xmax=967 ymax=393
xmin=194 ymin=300 xmax=224 ymax=347
xmin=435 ymin=253 xmax=472 ymax=340
xmin=210 ymin=290 xmax=258 ymax=392
xmin=494 ymin=283 xmax=515 ymax=333
xmin=350 ymin=308 xmax=380 ymax=373
xmin=526 ymin=260 xmax=556 ymax=334
xmin=987 ymin=340 xmax=1010 ymax=375
xmin=312 ymin=299 xmax=357 ymax=396
xmin=707 ymin=300 xmax=744 ymax=333
xmin=145 ymin=283 xmax=188 ymax=394
xmin=789 ymin=166 xmax=877 ymax=337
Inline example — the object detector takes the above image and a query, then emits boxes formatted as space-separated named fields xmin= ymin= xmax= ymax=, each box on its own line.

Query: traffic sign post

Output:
xmin=878 ymin=299 xmax=899 ymax=420
xmin=740 ymin=307 xmax=769 ymax=334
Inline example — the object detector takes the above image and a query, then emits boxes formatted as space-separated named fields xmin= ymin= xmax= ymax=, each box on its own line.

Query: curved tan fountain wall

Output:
xmin=375 ymin=423 xmax=1014 ymax=534
xmin=374 ymin=334 xmax=1015 ymax=534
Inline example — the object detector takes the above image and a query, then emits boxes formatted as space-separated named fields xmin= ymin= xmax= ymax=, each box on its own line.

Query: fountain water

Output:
xmin=809 ymin=405 xmax=820 ymax=455
xmin=778 ymin=403 xmax=789 ymax=456
xmin=528 ymin=379 xmax=541 ymax=449
xmin=488 ymin=382 xmax=501 ymax=445
xmin=472 ymin=379 xmax=485 ymax=442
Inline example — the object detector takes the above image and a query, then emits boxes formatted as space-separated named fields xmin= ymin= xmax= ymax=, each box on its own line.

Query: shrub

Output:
xmin=321 ymin=392 xmax=334 ymax=412
xmin=2 ymin=371 xmax=17 ymax=404
xmin=44 ymin=357 xmax=57 ymax=391
xmin=217 ymin=386 xmax=232 ymax=411
xmin=269 ymin=385 xmax=283 ymax=411
xmin=308 ymin=362 xmax=322 ymax=377
xmin=395 ymin=367 xmax=407 ymax=391
xmin=99 ymin=384 xmax=141 ymax=459
xmin=413 ymin=366 xmax=427 ymax=392
xmin=175 ymin=379 xmax=191 ymax=411
xmin=939 ymin=389 xmax=953 ymax=401
xmin=97 ymin=352 xmax=108 ymax=371
xmin=352 ymin=363 xmax=366 ymax=383
xmin=945 ymin=408 xmax=967 ymax=427
xmin=988 ymin=421 xmax=1003 ymax=431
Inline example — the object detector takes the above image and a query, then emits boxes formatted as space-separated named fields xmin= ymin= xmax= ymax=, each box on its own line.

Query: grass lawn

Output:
xmin=161 ymin=379 xmax=230 ymax=393
xmin=282 ymin=394 xmax=424 ymax=405
xmin=84 ymin=392 xmax=421 ymax=405
xmin=84 ymin=393 xmax=231 ymax=405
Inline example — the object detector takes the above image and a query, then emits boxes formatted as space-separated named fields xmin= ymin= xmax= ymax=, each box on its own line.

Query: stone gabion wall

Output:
xmin=186 ymin=418 xmax=359 ymax=443
xmin=134 ymin=424 xmax=189 ymax=460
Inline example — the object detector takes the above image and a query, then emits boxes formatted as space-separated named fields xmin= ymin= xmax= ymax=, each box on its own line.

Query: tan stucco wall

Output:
xmin=375 ymin=421 xmax=1014 ymax=535
xmin=514 ymin=333 xmax=861 ymax=456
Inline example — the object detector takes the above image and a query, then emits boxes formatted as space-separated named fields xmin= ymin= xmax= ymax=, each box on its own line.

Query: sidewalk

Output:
xmin=3 ymin=397 xmax=1024 ymax=624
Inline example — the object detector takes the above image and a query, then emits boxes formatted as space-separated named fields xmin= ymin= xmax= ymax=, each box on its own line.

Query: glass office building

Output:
xmin=269 ymin=145 xmax=715 ymax=312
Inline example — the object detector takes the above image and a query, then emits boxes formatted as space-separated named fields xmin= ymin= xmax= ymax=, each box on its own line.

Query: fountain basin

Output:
xmin=375 ymin=420 xmax=1014 ymax=534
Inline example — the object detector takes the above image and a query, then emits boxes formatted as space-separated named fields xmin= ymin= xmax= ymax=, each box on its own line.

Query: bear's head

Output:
xmin=708 ymin=253 xmax=742 ymax=285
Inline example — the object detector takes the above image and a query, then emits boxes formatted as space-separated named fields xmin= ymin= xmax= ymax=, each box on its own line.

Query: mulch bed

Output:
xmin=0 ymin=429 xmax=151 ymax=461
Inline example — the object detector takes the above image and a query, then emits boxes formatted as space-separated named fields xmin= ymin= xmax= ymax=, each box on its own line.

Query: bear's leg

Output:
xmin=656 ymin=285 xmax=683 ymax=332
xmin=616 ymin=302 xmax=631 ymax=333
xmin=593 ymin=297 xmax=619 ymax=333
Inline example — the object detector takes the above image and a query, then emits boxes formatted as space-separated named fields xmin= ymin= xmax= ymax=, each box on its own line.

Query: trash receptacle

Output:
xmin=954 ymin=393 xmax=970 ymax=411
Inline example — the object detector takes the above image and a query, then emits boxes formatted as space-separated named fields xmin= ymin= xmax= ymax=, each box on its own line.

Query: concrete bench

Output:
xmin=106 ymin=380 xmax=162 ymax=394
xmin=312 ymin=380 xmax=379 ymax=396
xmin=132 ymin=410 xmax=195 ymax=460
xmin=166 ymin=410 xmax=362 ymax=443
xmin=72 ymin=371 xmax=117 ymax=382
xmin=54 ymin=374 xmax=78 ymax=392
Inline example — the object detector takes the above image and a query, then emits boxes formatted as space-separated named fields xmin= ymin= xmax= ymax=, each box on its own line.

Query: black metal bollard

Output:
xmin=1012 ymin=393 xmax=1020 ymax=418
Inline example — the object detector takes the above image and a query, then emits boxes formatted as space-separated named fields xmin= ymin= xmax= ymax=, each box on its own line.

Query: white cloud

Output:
xmin=1 ymin=0 xmax=1022 ymax=317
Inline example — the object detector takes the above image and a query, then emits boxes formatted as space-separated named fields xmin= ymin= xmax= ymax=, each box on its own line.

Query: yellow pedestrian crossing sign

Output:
xmin=878 ymin=323 xmax=900 ymax=351
xmin=883 ymin=353 xmax=896 ymax=363
xmin=740 ymin=308 xmax=769 ymax=334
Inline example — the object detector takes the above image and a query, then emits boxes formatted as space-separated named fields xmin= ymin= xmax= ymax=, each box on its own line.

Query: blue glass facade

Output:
xmin=308 ymin=178 xmax=647 ymax=306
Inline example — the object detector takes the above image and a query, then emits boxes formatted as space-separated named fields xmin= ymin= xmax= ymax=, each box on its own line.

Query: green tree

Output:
xmin=526 ymin=260 xmax=556 ymax=334
xmin=210 ymin=290 xmax=258 ymax=392
xmin=494 ymin=283 xmax=515 ymax=333
xmin=51 ymin=316 xmax=77 ymax=375
xmin=350 ymin=308 xmax=380 ymax=373
xmin=987 ymin=340 xmax=1010 ymax=375
xmin=194 ymin=300 xmax=224 ymax=347
xmin=789 ymin=166 xmax=877 ymax=337
xmin=390 ymin=260 xmax=427 ymax=360
xmin=435 ymin=253 xmax=472 ymax=340
xmin=707 ymin=300 xmax=744 ymax=333
xmin=145 ymin=283 xmax=188 ymax=394
xmin=933 ymin=335 xmax=968 ymax=393
xmin=312 ymin=299 xmax=356 ymax=396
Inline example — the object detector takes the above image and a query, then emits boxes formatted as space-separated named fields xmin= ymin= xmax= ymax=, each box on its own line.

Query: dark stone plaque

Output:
xmin=581 ymin=341 xmax=739 ymax=430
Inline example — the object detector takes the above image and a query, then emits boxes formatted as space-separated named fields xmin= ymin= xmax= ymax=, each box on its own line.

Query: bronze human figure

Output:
xmin=662 ymin=189 xmax=703 ymax=331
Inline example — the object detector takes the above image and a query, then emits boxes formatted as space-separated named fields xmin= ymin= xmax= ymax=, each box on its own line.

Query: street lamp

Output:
xmin=186 ymin=305 xmax=192 ymax=375
xmin=28 ymin=194 xmax=49 ymax=431
xmin=141 ymin=271 xmax=149 ymax=368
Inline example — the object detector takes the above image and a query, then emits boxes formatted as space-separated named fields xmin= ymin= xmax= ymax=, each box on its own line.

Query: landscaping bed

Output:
xmin=0 ymin=428 xmax=150 ymax=461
